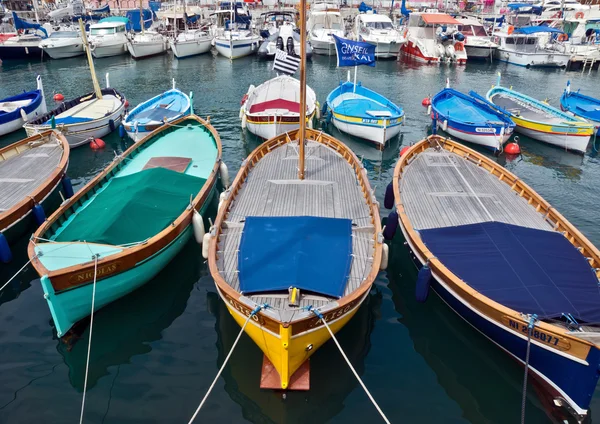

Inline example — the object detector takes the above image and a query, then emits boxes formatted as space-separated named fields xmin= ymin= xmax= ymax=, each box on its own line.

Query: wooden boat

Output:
xmin=487 ymin=83 xmax=594 ymax=153
xmin=431 ymin=84 xmax=515 ymax=151
xmin=325 ymin=79 xmax=404 ymax=149
xmin=123 ymin=81 xmax=191 ymax=142
xmin=240 ymin=75 xmax=317 ymax=140
xmin=0 ymin=75 xmax=47 ymax=137
xmin=27 ymin=115 xmax=224 ymax=337
xmin=207 ymin=1 xmax=384 ymax=390
xmin=0 ymin=130 xmax=69 ymax=261
xmin=389 ymin=135 xmax=600 ymax=421
xmin=560 ymin=81 xmax=600 ymax=136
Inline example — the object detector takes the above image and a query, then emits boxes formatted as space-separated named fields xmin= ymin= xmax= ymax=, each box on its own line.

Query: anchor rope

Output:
xmin=79 ymin=254 xmax=99 ymax=424
xmin=0 ymin=256 xmax=36 ymax=294
xmin=309 ymin=307 xmax=391 ymax=424
xmin=188 ymin=304 xmax=266 ymax=423
xmin=521 ymin=314 xmax=537 ymax=424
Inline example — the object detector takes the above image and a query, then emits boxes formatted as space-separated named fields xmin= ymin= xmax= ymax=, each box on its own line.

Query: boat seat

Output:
xmin=0 ymin=99 xmax=32 ymax=113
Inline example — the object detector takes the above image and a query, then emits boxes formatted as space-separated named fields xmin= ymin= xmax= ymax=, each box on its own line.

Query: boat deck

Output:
xmin=217 ymin=141 xmax=375 ymax=322
xmin=401 ymin=147 xmax=552 ymax=231
xmin=0 ymin=137 xmax=63 ymax=213
xmin=53 ymin=95 xmax=121 ymax=125
xmin=491 ymin=94 xmax=566 ymax=125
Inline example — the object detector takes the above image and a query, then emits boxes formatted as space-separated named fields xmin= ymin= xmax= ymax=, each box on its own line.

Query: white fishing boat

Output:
xmin=39 ymin=29 xmax=84 ymax=59
xmin=401 ymin=12 xmax=468 ymax=63
xmin=211 ymin=10 xmax=260 ymax=59
xmin=88 ymin=18 xmax=129 ymax=58
xmin=493 ymin=26 xmax=570 ymax=68
xmin=240 ymin=75 xmax=317 ymax=140
xmin=0 ymin=75 xmax=46 ymax=137
xmin=353 ymin=12 xmax=406 ymax=58
xmin=307 ymin=2 xmax=344 ymax=56
xmin=456 ymin=17 xmax=498 ymax=59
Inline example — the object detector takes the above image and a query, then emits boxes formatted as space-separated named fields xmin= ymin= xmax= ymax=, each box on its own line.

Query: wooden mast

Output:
xmin=78 ymin=19 xmax=103 ymax=100
xmin=298 ymin=0 xmax=307 ymax=180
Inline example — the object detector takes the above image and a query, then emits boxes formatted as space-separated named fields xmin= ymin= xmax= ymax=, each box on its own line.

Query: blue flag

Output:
xmin=333 ymin=35 xmax=376 ymax=68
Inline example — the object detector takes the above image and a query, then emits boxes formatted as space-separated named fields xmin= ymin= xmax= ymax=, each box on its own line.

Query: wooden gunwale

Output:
xmin=208 ymin=128 xmax=382 ymax=333
xmin=393 ymin=135 xmax=600 ymax=356
xmin=0 ymin=130 xmax=70 ymax=233
xmin=27 ymin=115 xmax=222 ymax=293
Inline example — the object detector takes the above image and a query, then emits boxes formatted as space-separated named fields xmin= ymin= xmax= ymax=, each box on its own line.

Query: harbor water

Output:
xmin=1 ymin=54 xmax=600 ymax=423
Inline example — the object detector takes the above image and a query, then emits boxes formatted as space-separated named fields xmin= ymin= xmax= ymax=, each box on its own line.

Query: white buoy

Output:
xmin=220 ymin=162 xmax=230 ymax=188
xmin=20 ymin=108 xmax=28 ymax=122
xmin=442 ymin=119 xmax=448 ymax=132
xmin=307 ymin=118 xmax=313 ymax=129
xmin=241 ymin=113 xmax=247 ymax=129
xmin=202 ymin=233 xmax=211 ymax=259
xmin=427 ymin=105 xmax=432 ymax=115
xmin=219 ymin=191 xmax=227 ymax=203
xmin=192 ymin=210 xmax=205 ymax=244
xmin=380 ymin=243 xmax=389 ymax=270
xmin=315 ymin=102 xmax=321 ymax=120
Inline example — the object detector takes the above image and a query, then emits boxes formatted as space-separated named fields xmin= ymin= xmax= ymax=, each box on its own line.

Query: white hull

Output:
xmin=170 ymin=39 xmax=212 ymax=58
xmin=332 ymin=118 xmax=402 ymax=147
xmin=246 ymin=119 xmax=299 ymax=140
xmin=363 ymin=39 xmax=403 ymax=58
xmin=91 ymin=42 xmax=128 ymax=58
xmin=0 ymin=102 xmax=46 ymax=137
xmin=465 ymin=44 xmax=495 ymax=58
xmin=214 ymin=37 xmax=259 ymax=59
xmin=310 ymin=38 xmax=335 ymax=55
xmin=495 ymin=49 xmax=570 ymax=67
xmin=127 ymin=40 xmax=167 ymax=59
xmin=43 ymin=44 xmax=84 ymax=59
xmin=515 ymin=126 xmax=590 ymax=153
xmin=443 ymin=125 xmax=512 ymax=150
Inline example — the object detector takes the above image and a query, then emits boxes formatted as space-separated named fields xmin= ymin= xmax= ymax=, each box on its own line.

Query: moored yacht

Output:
xmin=40 ymin=29 xmax=84 ymax=59
xmin=493 ymin=25 xmax=570 ymax=68
xmin=88 ymin=18 xmax=129 ymax=58
xmin=457 ymin=17 xmax=498 ymax=59
xmin=307 ymin=2 xmax=345 ymax=56
xmin=353 ymin=12 xmax=406 ymax=58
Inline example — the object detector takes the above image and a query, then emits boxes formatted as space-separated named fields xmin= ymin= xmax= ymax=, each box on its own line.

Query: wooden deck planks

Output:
xmin=401 ymin=149 xmax=552 ymax=231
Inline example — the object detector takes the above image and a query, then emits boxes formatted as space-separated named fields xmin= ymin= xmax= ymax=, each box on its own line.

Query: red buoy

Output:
xmin=504 ymin=142 xmax=521 ymax=155
xmin=90 ymin=138 xmax=106 ymax=150
xmin=400 ymin=146 xmax=410 ymax=157
xmin=422 ymin=97 xmax=431 ymax=107
xmin=53 ymin=93 xmax=64 ymax=101
xmin=124 ymin=100 xmax=130 ymax=108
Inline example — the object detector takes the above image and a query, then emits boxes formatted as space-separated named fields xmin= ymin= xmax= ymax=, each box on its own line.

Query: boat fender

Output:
xmin=0 ymin=233 xmax=12 ymax=263
xmin=380 ymin=243 xmax=389 ymax=271
xmin=20 ymin=108 xmax=28 ymax=123
xmin=220 ymin=162 xmax=230 ymax=188
xmin=124 ymin=100 xmax=130 ymax=109
xmin=219 ymin=191 xmax=227 ymax=204
xmin=118 ymin=124 xmax=125 ymax=139
xmin=241 ymin=111 xmax=247 ymax=129
xmin=192 ymin=210 xmax=205 ymax=244
xmin=90 ymin=138 xmax=106 ymax=150
xmin=321 ymin=101 xmax=329 ymax=118
xmin=384 ymin=182 xmax=394 ymax=209
xmin=201 ymin=233 xmax=211 ymax=259
xmin=575 ymin=11 xmax=584 ymax=19
xmin=33 ymin=203 xmax=46 ymax=226
xmin=307 ymin=118 xmax=313 ymax=129
xmin=109 ymin=119 xmax=115 ymax=132
xmin=400 ymin=146 xmax=410 ymax=157
xmin=383 ymin=210 xmax=398 ymax=240
xmin=315 ymin=101 xmax=321 ymax=120
xmin=442 ymin=119 xmax=448 ymax=132
xmin=421 ymin=97 xmax=431 ymax=107
xmin=427 ymin=105 xmax=431 ymax=115
xmin=416 ymin=264 xmax=432 ymax=303
xmin=61 ymin=175 xmax=74 ymax=199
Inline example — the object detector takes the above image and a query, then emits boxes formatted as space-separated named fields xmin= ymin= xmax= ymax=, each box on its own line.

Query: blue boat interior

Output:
xmin=328 ymin=81 xmax=403 ymax=120
xmin=419 ymin=221 xmax=600 ymax=323
xmin=126 ymin=90 xmax=189 ymax=125
xmin=238 ymin=216 xmax=353 ymax=298
xmin=0 ymin=90 xmax=41 ymax=124
xmin=561 ymin=91 xmax=600 ymax=122
xmin=433 ymin=89 xmax=512 ymax=126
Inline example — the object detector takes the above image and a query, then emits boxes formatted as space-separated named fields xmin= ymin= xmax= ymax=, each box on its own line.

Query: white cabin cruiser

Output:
xmin=257 ymin=10 xmax=297 ymax=38
xmin=88 ymin=19 xmax=129 ymax=58
xmin=493 ymin=26 xmax=570 ymax=68
xmin=257 ymin=22 xmax=312 ymax=59
xmin=401 ymin=12 xmax=468 ymax=64
xmin=556 ymin=18 xmax=600 ymax=68
xmin=457 ymin=17 xmax=497 ymax=58
xmin=353 ymin=12 xmax=406 ymax=58
xmin=40 ymin=30 xmax=84 ymax=59
xmin=307 ymin=3 xmax=344 ymax=55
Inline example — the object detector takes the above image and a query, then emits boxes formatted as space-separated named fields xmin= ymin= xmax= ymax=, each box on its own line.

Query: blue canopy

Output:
xmin=11 ymin=12 xmax=47 ymax=38
xmin=125 ymin=9 xmax=153 ymax=31
xmin=514 ymin=25 xmax=563 ymax=34
xmin=238 ymin=216 xmax=353 ymax=298
xmin=358 ymin=2 xmax=376 ymax=13
xmin=90 ymin=4 xmax=110 ymax=14
xmin=419 ymin=222 xmax=600 ymax=322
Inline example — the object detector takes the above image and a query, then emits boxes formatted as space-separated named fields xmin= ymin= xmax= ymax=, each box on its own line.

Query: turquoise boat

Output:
xmin=28 ymin=115 xmax=224 ymax=337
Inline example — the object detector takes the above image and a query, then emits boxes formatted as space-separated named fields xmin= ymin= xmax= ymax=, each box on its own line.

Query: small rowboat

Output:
xmin=0 ymin=130 xmax=70 ymax=262
xmin=207 ymin=128 xmax=383 ymax=390
xmin=240 ymin=75 xmax=317 ymax=140
xmin=325 ymin=79 xmax=404 ymax=149
xmin=389 ymin=135 xmax=600 ymax=422
xmin=560 ymin=81 xmax=600 ymax=136
xmin=123 ymin=82 xmax=191 ymax=142
xmin=487 ymin=84 xmax=594 ymax=153
xmin=0 ymin=75 xmax=47 ymax=137
xmin=431 ymin=85 xmax=514 ymax=151
xmin=28 ymin=115 xmax=224 ymax=337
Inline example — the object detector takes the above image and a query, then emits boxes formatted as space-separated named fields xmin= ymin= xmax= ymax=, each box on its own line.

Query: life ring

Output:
xmin=558 ymin=33 xmax=569 ymax=42
xmin=508 ymin=25 xmax=514 ymax=35
xmin=455 ymin=41 xmax=464 ymax=51
xmin=575 ymin=11 xmax=584 ymax=19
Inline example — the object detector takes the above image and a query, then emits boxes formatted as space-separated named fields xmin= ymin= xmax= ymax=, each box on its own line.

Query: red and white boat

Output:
xmin=240 ymin=75 xmax=317 ymax=140
xmin=401 ymin=12 xmax=468 ymax=64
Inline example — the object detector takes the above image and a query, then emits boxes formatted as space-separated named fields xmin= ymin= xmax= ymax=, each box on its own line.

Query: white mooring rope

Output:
xmin=79 ymin=254 xmax=99 ymax=424
xmin=0 ymin=257 xmax=35 ymax=293
xmin=309 ymin=307 xmax=391 ymax=424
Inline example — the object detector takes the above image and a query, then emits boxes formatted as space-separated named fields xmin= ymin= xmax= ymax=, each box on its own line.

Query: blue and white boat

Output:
xmin=325 ymin=79 xmax=404 ymax=148
xmin=431 ymin=83 xmax=515 ymax=151
xmin=0 ymin=75 xmax=47 ymax=137
xmin=123 ymin=81 xmax=191 ymax=142
xmin=560 ymin=81 xmax=600 ymax=136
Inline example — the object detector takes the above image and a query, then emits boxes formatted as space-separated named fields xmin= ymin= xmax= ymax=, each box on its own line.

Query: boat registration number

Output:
xmin=502 ymin=316 xmax=571 ymax=351
xmin=475 ymin=128 xmax=496 ymax=133
xmin=360 ymin=118 xmax=400 ymax=125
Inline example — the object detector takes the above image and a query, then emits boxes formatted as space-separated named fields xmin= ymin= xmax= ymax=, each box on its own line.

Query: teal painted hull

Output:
xmin=40 ymin=188 xmax=215 ymax=337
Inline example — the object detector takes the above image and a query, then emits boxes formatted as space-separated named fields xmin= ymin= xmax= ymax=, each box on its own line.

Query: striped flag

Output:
xmin=273 ymin=49 xmax=301 ymax=76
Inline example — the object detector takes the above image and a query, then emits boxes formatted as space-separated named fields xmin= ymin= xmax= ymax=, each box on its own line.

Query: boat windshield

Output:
xmin=459 ymin=25 xmax=488 ymax=36
xmin=91 ymin=27 xmax=116 ymax=35
xmin=311 ymin=14 xmax=342 ymax=30
xmin=365 ymin=21 xmax=393 ymax=29
xmin=49 ymin=31 xmax=79 ymax=38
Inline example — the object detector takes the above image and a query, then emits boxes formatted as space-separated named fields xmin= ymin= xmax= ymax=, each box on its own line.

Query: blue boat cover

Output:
xmin=12 ymin=12 xmax=47 ymax=38
xmin=125 ymin=10 xmax=153 ymax=31
xmin=238 ymin=216 xmax=353 ymax=298
xmin=514 ymin=26 xmax=563 ymax=35
xmin=419 ymin=222 xmax=600 ymax=322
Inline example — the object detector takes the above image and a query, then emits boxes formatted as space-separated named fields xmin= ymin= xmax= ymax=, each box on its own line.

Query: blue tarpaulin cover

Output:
xmin=514 ymin=25 xmax=563 ymax=35
xmin=238 ymin=216 xmax=353 ymax=298
xmin=125 ymin=9 xmax=153 ymax=31
xmin=419 ymin=222 xmax=600 ymax=322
